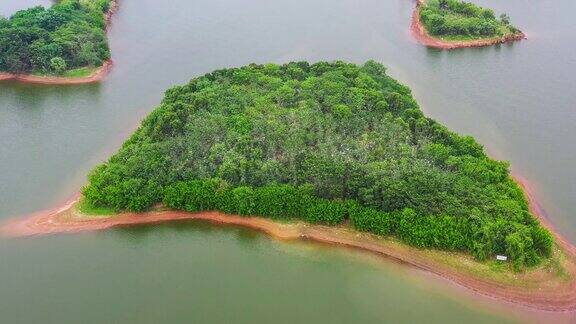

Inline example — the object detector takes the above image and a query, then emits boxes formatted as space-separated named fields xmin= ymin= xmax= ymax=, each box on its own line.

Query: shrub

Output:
xmin=350 ymin=206 xmax=394 ymax=236
xmin=49 ymin=56 xmax=66 ymax=74
xmin=305 ymin=198 xmax=346 ymax=225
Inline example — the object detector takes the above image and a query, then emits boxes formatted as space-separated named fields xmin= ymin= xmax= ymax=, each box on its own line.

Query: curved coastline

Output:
xmin=0 ymin=0 xmax=118 ymax=85
xmin=0 ymin=60 xmax=113 ymax=85
xmin=410 ymin=0 xmax=526 ymax=50
xmin=2 ymin=176 xmax=575 ymax=312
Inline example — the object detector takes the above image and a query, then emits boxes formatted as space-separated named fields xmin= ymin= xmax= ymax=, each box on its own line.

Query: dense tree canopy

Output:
xmin=83 ymin=61 xmax=552 ymax=269
xmin=0 ymin=0 xmax=112 ymax=74
xmin=420 ymin=0 xmax=520 ymax=39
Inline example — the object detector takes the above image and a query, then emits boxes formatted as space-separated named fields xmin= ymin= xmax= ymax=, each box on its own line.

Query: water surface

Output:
xmin=1 ymin=0 xmax=575 ymax=322
xmin=0 ymin=222 xmax=515 ymax=323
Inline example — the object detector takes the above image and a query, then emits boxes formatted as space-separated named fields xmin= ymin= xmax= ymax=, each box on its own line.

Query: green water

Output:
xmin=1 ymin=0 xmax=575 ymax=322
xmin=0 ymin=222 xmax=514 ymax=323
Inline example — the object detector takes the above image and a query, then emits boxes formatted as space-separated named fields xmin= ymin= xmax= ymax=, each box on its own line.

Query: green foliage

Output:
xmin=396 ymin=209 xmax=470 ymax=250
xmin=49 ymin=56 xmax=66 ymax=74
xmin=304 ymin=198 xmax=347 ymax=225
xmin=420 ymin=0 xmax=520 ymax=39
xmin=83 ymin=61 xmax=552 ymax=269
xmin=531 ymin=225 xmax=554 ymax=258
xmin=505 ymin=228 xmax=537 ymax=271
xmin=162 ymin=179 xmax=346 ymax=225
xmin=0 ymin=0 xmax=112 ymax=74
xmin=162 ymin=178 xmax=226 ymax=212
xmin=349 ymin=204 xmax=394 ymax=236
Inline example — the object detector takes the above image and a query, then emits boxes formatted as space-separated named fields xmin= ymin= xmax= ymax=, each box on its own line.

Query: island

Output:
xmin=3 ymin=61 xmax=575 ymax=311
xmin=412 ymin=0 xmax=525 ymax=49
xmin=0 ymin=0 xmax=117 ymax=84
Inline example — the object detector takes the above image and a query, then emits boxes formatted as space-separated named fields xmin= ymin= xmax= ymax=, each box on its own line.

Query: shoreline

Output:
xmin=1 ymin=176 xmax=575 ymax=312
xmin=410 ymin=0 xmax=526 ymax=50
xmin=0 ymin=0 xmax=118 ymax=85
xmin=0 ymin=61 xmax=113 ymax=85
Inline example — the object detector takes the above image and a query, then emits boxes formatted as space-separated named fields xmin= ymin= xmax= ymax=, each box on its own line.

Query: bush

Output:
xmin=531 ymin=225 xmax=553 ymax=257
xmin=305 ymin=198 xmax=347 ymax=225
xmin=350 ymin=205 xmax=394 ymax=236
xmin=49 ymin=56 xmax=66 ymax=74
xmin=163 ymin=179 xmax=227 ymax=212
xmin=224 ymin=186 xmax=256 ymax=216
xmin=252 ymin=185 xmax=306 ymax=219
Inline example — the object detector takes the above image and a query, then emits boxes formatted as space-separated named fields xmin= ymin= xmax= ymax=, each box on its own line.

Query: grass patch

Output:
xmin=29 ymin=66 xmax=98 ymax=78
xmin=76 ymin=198 xmax=116 ymax=217
xmin=62 ymin=66 xmax=98 ymax=78
xmin=434 ymin=26 xmax=518 ymax=42
xmin=543 ymin=245 xmax=572 ymax=281
xmin=406 ymin=238 xmax=572 ymax=288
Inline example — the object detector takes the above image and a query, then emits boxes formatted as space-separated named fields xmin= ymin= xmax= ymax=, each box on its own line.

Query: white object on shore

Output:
xmin=496 ymin=255 xmax=508 ymax=261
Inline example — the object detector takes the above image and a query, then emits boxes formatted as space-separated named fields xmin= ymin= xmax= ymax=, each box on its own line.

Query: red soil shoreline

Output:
xmin=0 ymin=0 xmax=118 ymax=85
xmin=0 ymin=60 xmax=113 ymax=85
xmin=410 ymin=0 xmax=526 ymax=50
xmin=1 ymin=176 xmax=575 ymax=313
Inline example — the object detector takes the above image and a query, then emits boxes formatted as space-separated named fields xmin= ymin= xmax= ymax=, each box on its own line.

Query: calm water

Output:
xmin=1 ymin=0 xmax=575 ymax=322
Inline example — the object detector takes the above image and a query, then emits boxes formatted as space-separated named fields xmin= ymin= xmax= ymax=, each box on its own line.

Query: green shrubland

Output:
xmin=419 ymin=0 xmax=521 ymax=40
xmin=82 ymin=61 xmax=552 ymax=269
xmin=0 ymin=0 xmax=112 ymax=74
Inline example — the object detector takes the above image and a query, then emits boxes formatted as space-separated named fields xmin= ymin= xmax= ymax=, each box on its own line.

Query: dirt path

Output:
xmin=410 ymin=0 xmax=525 ymax=50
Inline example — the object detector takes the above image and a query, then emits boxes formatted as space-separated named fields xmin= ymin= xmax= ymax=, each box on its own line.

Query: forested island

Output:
xmin=413 ymin=0 xmax=525 ymax=49
xmin=0 ymin=0 xmax=114 ymax=80
xmin=80 ymin=61 xmax=553 ymax=271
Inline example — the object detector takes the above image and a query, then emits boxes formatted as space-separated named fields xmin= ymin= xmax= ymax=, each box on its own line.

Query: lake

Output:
xmin=1 ymin=0 xmax=575 ymax=322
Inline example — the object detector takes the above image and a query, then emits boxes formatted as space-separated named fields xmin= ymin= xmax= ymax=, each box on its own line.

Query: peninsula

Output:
xmin=412 ymin=0 xmax=525 ymax=49
xmin=0 ymin=0 xmax=117 ymax=84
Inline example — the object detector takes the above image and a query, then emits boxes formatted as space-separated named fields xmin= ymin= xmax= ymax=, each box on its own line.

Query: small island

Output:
xmin=412 ymin=0 xmax=525 ymax=49
xmin=3 ymin=62 xmax=575 ymax=311
xmin=0 ymin=0 xmax=116 ymax=84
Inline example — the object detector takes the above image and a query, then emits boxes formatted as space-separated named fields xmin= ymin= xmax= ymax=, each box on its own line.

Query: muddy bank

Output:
xmin=410 ymin=0 xmax=525 ymax=50
xmin=0 ymin=61 xmax=113 ymax=85
xmin=2 ymin=180 xmax=575 ymax=312
xmin=0 ymin=0 xmax=118 ymax=85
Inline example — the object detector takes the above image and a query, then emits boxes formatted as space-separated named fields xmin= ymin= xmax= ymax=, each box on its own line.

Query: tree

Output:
xmin=500 ymin=13 xmax=511 ymax=25
xmin=49 ymin=56 xmax=66 ymax=74
xmin=439 ymin=0 xmax=449 ymax=10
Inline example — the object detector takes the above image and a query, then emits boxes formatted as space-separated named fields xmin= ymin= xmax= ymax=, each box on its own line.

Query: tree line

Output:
xmin=161 ymin=179 xmax=552 ymax=271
